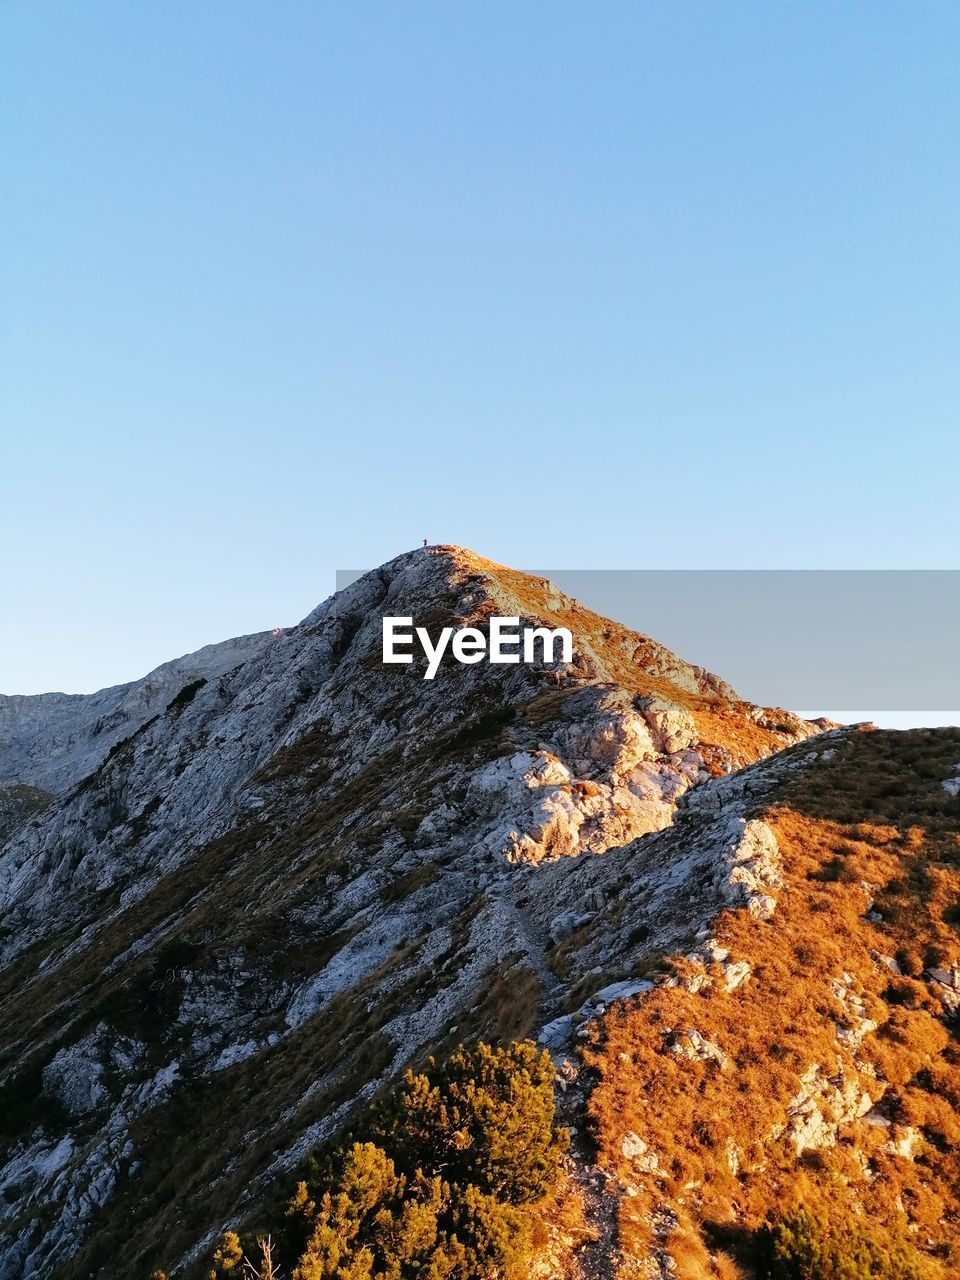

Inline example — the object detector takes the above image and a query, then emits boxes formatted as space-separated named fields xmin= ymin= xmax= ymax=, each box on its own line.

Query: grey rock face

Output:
xmin=0 ymin=783 xmax=52 ymax=844
xmin=0 ymin=633 xmax=272 ymax=794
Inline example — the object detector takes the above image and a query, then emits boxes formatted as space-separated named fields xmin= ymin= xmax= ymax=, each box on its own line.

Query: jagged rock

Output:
xmin=538 ymin=1015 xmax=574 ymax=1053
xmin=747 ymin=893 xmax=777 ymax=919
xmin=592 ymin=979 xmax=654 ymax=1006
xmin=927 ymin=965 xmax=960 ymax=990
xmin=721 ymin=958 xmax=752 ymax=991
xmin=677 ymin=936 xmax=752 ymax=995
xmin=621 ymin=1131 xmax=647 ymax=1159
xmin=636 ymin=696 xmax=697 ymax=754
xmin=41 ymin=1034 xmax=108 ymax=1116
xmin=665 ymin=1028 xmax=728 ymax=1068
xmin=548 ymin=910 xmax=594 ymax=944
xmin=886 ymin=1126 xmax=921 ymax=1160
xmin=621 ymin=1131 xmax=660 ymax=1173
xmin=720 ymin=818 xmax=783 ymax=918
xmin=784 ymin=1061 xmax=877 ymax=1155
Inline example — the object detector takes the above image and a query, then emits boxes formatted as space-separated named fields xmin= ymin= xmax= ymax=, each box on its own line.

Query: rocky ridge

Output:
xmin=0 ymin=632 xmax=272 ymax=796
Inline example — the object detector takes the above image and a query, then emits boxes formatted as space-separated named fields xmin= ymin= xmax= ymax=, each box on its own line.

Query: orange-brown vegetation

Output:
xmin=582 ymin=727 xmax=960 ymax=1277
xmin=447 ymin=548 xmax=818 ymax=764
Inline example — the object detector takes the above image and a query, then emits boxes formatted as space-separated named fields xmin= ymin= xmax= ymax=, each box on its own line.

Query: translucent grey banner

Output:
xmin=336 ymin=569 xmax=960 ymax=717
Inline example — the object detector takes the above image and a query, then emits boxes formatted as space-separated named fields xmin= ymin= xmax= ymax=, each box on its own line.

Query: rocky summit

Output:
xmin=1 ymin=547 xmax=957 ymax=1280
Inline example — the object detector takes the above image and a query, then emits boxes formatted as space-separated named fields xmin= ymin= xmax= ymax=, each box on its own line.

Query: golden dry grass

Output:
xmin=441 ymin=547 xmax=817 ymax=764
xmin=581 ymin=728 xmax=960 ymax=1277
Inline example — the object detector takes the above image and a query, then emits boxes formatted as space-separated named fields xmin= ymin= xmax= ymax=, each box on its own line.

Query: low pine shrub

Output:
xmin=207 ymin=1040 xmax=567 ymax=1280
xmin=759 ymin=1207 xmax=930 ymax=1280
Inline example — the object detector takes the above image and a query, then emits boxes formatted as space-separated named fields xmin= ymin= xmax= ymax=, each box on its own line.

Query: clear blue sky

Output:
xmin=2 ymin=2 xmax=958 ymax=695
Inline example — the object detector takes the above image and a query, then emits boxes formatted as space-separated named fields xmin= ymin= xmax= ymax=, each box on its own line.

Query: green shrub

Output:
xmin=369 ymin=1039 xmax=566 ymax=1204
xmin=207 ymin=1040 xmax=566 ymax=1280
xmin=760 ymin=1207 xmax=930 ymax=1280
xmin=288 ymin=1144 xmax=529 ymax=1280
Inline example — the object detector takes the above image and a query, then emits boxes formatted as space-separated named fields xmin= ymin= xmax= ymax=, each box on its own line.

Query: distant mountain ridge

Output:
xmin=0 ymin=633 xmax=273 ymax=795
